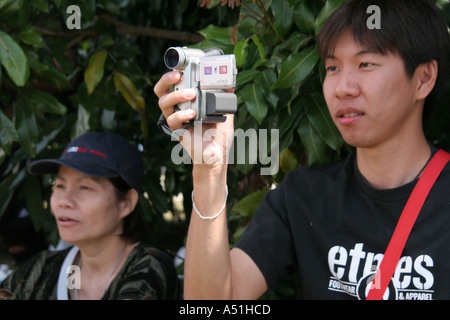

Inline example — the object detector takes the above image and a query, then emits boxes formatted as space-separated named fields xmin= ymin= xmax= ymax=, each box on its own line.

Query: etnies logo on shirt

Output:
xmin=327 ymin=243 xmax=434 ymax=300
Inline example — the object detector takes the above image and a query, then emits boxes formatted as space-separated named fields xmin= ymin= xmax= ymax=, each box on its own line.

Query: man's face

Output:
xmin=323 ymin=30 xmax=422 ymax=149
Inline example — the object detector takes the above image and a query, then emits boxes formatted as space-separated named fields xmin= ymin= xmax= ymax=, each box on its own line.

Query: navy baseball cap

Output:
xmin=28 ymin=132 xmax=143 ymax=192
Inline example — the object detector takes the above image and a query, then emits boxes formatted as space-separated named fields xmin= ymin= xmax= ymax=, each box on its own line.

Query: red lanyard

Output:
xmin=366 ymin=149 xmax=450 ymax=300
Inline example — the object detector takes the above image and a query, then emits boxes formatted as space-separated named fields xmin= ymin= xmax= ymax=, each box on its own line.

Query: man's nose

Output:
xmin=335 ymin=69 xmax=360 ymax=98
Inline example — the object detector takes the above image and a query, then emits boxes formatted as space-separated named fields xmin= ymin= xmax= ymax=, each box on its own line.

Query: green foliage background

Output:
xmin=0 ymin=0 xmax=449 ymax=299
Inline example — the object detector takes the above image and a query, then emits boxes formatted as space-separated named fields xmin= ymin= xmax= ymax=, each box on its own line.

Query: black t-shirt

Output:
xmin=235 ymin=149 xmax=450 ymax=300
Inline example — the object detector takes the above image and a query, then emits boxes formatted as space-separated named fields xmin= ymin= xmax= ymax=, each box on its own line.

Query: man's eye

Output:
xmin=360 ymin=62 xmax=374 ymax=68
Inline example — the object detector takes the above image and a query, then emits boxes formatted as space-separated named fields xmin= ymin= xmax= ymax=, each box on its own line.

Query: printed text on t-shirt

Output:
xmin=327 ymin=243 xmax=434 ymax=300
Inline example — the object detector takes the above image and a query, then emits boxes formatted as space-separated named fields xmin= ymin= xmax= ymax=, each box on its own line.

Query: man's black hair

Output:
xmin=317 ymin=0 xmax=450 ymax=113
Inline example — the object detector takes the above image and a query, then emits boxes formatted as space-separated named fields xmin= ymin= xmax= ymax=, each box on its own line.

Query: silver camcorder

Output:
xmin=163 ymin=46 xmax=238 ymax=123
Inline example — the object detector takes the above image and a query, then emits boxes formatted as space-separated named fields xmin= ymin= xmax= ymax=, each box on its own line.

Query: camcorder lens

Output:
xmin=164 ymin=48 xmax=184 ymax=69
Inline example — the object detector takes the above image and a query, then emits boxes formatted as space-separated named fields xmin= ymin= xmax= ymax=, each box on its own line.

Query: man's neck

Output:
xmin=356 ymin=136 xmax=431 ymax=189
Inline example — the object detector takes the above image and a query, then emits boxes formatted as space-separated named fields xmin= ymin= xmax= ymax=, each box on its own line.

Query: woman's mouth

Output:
xmin=57 ymin=216 xmax=79 ymax=226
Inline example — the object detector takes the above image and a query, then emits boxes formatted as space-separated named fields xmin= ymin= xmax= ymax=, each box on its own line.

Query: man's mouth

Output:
xmin=336 ymin=108 xmax=365 ymax=125
xmin=340 ymin=113 xmax=364 ymax=118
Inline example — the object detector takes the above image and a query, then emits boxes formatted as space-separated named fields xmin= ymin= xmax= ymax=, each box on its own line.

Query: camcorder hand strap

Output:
xmin=157 ymin=113 xmax=192 ymax=140
xmin=157 ymin=113 xmax=175 ymax=136
xmin=366 ymin=149 xmax=450 ymax=300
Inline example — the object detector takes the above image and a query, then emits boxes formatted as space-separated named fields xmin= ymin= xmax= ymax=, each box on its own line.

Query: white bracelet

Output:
xmin=191 ymin=185 xmax=228 ymax=220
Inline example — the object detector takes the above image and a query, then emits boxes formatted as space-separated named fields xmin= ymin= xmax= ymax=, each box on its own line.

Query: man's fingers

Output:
xmin=158 ymin=89 xmax=196 ymax=122
xmin=166 ymin=108 xmax=197 ymax=130
xmin=155 ymin=70 xmax=198 ymax=124
xmin=154 ymin=71 xmax=180 ymax=97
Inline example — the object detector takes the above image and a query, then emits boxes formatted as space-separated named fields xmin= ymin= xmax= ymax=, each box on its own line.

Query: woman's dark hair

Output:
xmin=317 ymin=0 xmax=450 ymax=113
xmin=109 ymin=176 xmax=149 ymax=243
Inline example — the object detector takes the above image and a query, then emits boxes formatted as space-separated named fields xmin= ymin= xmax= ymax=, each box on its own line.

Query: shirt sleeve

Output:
xmin=234 ymin=177 xmax=297 ymax=291
xmin=0 ymin=249 xmax=64 ymax=299
xmin=107 ymin=246 xmax=181 ymax=300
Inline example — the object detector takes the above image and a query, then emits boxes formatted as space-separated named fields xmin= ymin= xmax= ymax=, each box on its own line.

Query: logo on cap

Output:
xmin=65 ymin=146 xmax=107 ymax=158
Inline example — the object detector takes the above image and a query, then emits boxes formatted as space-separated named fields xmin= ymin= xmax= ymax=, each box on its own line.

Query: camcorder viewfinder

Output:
xmin=163 ymin=46 xmax=238 ymax=124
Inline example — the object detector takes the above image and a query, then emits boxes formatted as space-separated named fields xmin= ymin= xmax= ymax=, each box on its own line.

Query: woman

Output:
xmin=0 ymin=132 xmax=181 ymax=300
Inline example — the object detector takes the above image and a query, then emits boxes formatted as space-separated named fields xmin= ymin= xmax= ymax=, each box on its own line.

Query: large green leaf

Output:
xmin=293 ymin=1 xmax=315 ymax=34
xmin=27 ymin=89 xmax=67 ymax=114
xmin=304 ymin=93 xmax=343 ymax=152
xmin=84 ymin=49 xmax=108 ymax=95
xmin=34 ymin=68 xmax=72 ymax=91
xmin=241 ymin=83 xmax=267 ymax=124
xmin=0 ymin=0 xmax=11 ymax=11
xmin=254 ymin=68 xmax=279 ymax=108
xmin=16 ymin=99 xmax=39 ymax=157
xmin=314 ymin=0 xmax=346 ymax=34
xmin=197 ymin=25 xmax=233 ymax=45
xmin=0 ymin=0 xmax=31 ymax=28
xmin=297 ymin=114 xmax=332 ymax=166
xmin=0 ymin=169 xmax=26 ymax=220
xmin=0 ymin=29 xmax=30 ymax=87
xmin=18 ymin=26 xmax=46 ymax=48
xmin=234 ymin=39 xmax=248 ymax=67
xmin=113 ymin=72 xmax=146 ymax=114
xmin=271 ymin=46 xmax=319 ymax=89
xmin=0 ymin=109 xmax=19 ymax=155
xmin=273 ymin=32 xmax=312 ymax=56
xmin=271 ymin=0 xmax=294 ymax=38
xmin=279 ymin=147 xmax=299 ymax=173
xmin=251 ymin=35 xmax=266 ymax=63
xmin=35 ymin=123 xmax=66 ymax=155
xmin=24 ymin=174 xmax=46 ymax=232
xmin=237 ymin=69 xmax=260 ymax=86
xmin=232 ymin=188 xmax=269 ymax=218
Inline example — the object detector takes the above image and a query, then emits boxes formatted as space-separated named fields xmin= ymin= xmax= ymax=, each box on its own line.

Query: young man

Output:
xmin=154 ymin=0 xmax=450 ymax=299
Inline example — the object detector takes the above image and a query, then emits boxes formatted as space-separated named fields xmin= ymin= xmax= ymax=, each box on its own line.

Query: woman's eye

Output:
xmin=53 ymin=183 xmax=65 ymax=190
xmin=326 ymin=66 xmax=338 ymax=72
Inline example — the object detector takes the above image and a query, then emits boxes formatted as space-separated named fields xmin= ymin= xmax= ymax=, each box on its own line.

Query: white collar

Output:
xmin=56 ymin=246 xmax=79 ymax=300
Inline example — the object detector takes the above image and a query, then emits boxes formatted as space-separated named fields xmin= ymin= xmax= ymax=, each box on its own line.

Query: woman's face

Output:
xmin=50 ymin=166 xmax=128 ymax=246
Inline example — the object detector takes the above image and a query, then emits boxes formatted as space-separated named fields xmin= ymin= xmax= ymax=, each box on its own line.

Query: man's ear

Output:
xmin=120 ymin=189 xmax=139 ymax=219
xmin=415 ymin=60 xmax=438 ymax=100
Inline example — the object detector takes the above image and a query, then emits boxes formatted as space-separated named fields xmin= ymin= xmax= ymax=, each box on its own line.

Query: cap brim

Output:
xmin=28 ymin=158 xmax=119 ymax=179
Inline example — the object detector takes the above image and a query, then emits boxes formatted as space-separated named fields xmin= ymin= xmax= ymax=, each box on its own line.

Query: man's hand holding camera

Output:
xmin=155 ymin=47 xmax=238 ymax=170
xmin=155 ymin=70 xmax=234 ymax=170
